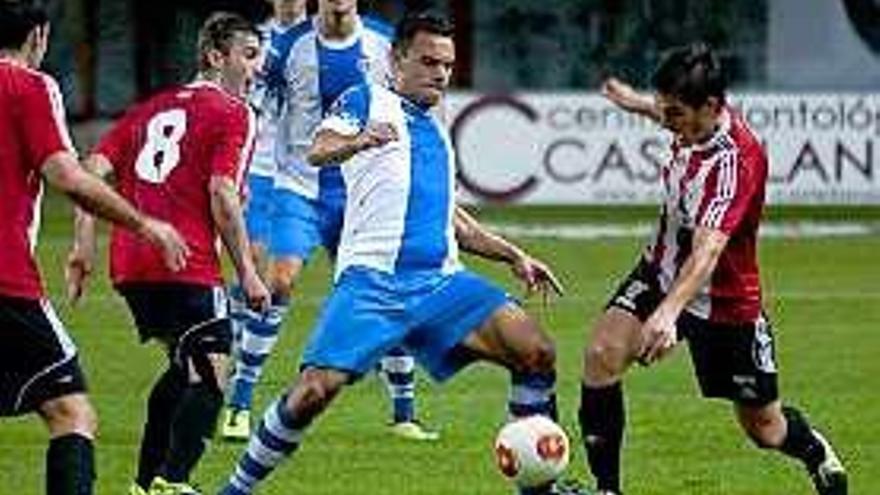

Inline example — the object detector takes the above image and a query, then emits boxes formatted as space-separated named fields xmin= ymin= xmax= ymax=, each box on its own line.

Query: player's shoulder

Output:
xmin=725 ymin=108 xmax=766 ymax=162
xmin=282 ymin=17 xmax=317 ymax=48
xmin=362 ymin=15 xmax=395 ymax=42
xmin=0 ymin=61 xmax=60 ymax=97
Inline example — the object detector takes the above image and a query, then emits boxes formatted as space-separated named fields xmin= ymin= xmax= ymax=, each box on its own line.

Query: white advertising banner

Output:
xmin=446 ymin=92 xmax=880 ymax=204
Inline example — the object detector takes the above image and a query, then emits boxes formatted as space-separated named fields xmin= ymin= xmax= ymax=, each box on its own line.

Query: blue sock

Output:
xmin=221 ymin=397 xmax=305 ymax=495
xmin=508 ymin=371 xmax=557 ymax=419
xmin=228 ymin=294 xmax=289 ymax=411
xmin=380 ymin=347 xmax=416 ymax=423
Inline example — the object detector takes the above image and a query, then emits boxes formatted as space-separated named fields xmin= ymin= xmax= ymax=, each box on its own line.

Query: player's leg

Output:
xmin=320 ymin=195 xmax=436 ymax=440
xmin=579 ymin=261 xmax=661 ymax=495
xmin=133 ymin=359 xmax=187 ymax=490
xmin=224 ymin=188 xmax=316 ymax=440
xmin=39 ymin=393 xmax=98 ymax=495
xmin=0 ymin=298 xmax=97 ymax=495
xmin=403 ymin=271 xmax=559 ymax=495
xmin=158 ymin=289 xmax=234 ymax=486
xmin=221 ymin=268 xmax=403 ymax=494
xmin=689 ymin=315 xmax=848 ymax=495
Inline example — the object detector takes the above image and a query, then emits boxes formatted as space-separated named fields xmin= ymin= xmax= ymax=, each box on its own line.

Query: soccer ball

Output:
xmin=494 ymin=415 xmax=570 ymax=488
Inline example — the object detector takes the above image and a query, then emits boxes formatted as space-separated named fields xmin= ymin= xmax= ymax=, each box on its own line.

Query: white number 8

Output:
xmin=135 ymin=108 xmax=187 ymax=183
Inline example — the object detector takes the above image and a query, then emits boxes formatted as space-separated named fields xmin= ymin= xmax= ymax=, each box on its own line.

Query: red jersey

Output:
xmin=96 ymin=81 xmax=256 ymax=286
xmin=0 ymin=60 xmax=76 ymax=300
xmin=645 ymin=108 xmax=768 ymax=323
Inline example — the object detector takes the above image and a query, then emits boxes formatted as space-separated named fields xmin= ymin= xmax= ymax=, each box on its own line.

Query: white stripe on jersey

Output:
xmin=236 ymin=106 xmax=258 ymax=188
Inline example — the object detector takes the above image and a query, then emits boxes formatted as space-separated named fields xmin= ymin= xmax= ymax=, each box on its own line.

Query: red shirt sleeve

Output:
xmin=20 ymin=74 xmax=74 ymax=171
xmin=209 ymin=102 xmax=256 ymax=188
xmin=696 ymin=147 xmax=764 ymax=235
xmin=93 ymin=107 xmax=141 ymax=167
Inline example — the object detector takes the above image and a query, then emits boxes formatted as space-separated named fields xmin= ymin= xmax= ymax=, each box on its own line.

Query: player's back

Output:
xmin=0 ymin=60 xmax=73 ymax=299
xmin=98 ymin=81 xmax=254 ymax=287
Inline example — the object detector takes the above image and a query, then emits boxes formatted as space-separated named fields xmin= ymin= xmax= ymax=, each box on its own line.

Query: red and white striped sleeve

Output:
xmin=21 ymin=73 xmax=76 ymax=171
xmin=696 ymin=147 xmax=762 ymax=235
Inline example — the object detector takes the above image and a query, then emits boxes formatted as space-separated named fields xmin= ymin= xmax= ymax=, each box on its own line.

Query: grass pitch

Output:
xmin=1 ymin=197 xmax=878 ymax=494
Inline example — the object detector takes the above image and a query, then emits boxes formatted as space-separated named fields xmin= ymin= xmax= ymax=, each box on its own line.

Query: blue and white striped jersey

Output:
xmin=318 ymin=83 xmax=461 ymax=279
xmin=257 ymin=15 xmax=393 ymax=199
xmin=248 ymin=18 xmax=305 ymax=179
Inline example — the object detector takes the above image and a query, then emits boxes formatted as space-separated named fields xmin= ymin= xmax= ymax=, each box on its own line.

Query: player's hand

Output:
xmin=511 ymin=252 xmax=565 ymax=299
xmin=65 ymin=243 xmax=95 ymax=306
xmin=601 ymin=77 xmax=647 ymax=112
xmin=138 ymin=217 xmax=191 ymax=272
xmin=241 ymin=272 xmax=270 ymax=313
xmin=638 ymin=308 xmax=678 ymax=365
xmin=357 ymin=121 xmax=398 ymax=150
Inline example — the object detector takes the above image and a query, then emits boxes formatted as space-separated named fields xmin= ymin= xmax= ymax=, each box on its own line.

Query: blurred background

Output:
xmin=38 ymin=0 xmax=880 ymax=206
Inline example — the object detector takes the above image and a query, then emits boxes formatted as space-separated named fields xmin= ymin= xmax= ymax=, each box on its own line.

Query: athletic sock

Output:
xmin=579 ymin=382 xmax=624 ymax=494
xmin=228 ymin=296 xmax=289 ymax=411
xmin=779 ymin=406 xmax=826 ymax=469
xmin=380 ymin=347 xmax=416 ymax=423
xmin=161 ymin=382 xmax=224 ymax=482
xmin=136 ymin=367 xmax=186 ymax=488
xmin=47 ymin=433 xmax=95 ymax=495
xmin=509 ymin=371 xmax=557 ymax=420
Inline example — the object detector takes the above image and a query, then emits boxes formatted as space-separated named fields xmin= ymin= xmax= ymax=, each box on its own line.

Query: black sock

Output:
xmin=47 ymin=433 xmax=95 ymax=495
xmin=579 ymin=382 xmax=625 ymax=493
xmin=161 ymin=382 xmax=224 ymax=482
xmin=137 ymin=368 xmax=187 ymax=488
xmin=779 ymin=406 xmax=826 ymax=469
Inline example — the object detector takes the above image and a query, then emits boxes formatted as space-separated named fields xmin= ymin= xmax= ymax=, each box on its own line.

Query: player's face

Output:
xmin=656 ymin=92 xmax=720 ymax=145
xmin=274 ymin=0 xmax=306 ymax=24
xmin=24 ymin=23 xmax=50 ymax=68
xmin=218 ymin=32 xmax=263 ymax=97
xmin=394 ymin=32 xmax=455 ymax=107
xmin=319 ymin=0 xmax=357 ymax=16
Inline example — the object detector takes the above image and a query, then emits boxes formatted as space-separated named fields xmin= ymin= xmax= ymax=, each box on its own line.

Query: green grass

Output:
xmin=1 ymin=195 xmax=878 ymax=494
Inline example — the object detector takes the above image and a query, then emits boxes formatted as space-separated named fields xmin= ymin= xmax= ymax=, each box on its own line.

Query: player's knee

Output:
xmin=584 ymin=337 xmax=629 ymax=381
xmin=291 ymin=370 xmax=345 ymax=417
xmin=41 ymin=394 xmax=97 ymax=438
xmin=740 ymin=410 xmax=785 ymax=449
xmin=519 ymin=335 xmax=556 ymax=375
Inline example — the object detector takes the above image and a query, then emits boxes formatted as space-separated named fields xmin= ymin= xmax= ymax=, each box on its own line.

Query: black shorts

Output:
xmin=0 ymin=296 xmax=87 ymax=417
xmin=117 ymin=283 xmax=233 ymax=367
xmin=606 ymin=259 xmax=779 ymax=406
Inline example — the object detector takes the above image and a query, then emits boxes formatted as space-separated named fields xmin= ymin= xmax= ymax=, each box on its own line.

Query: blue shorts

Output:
xmin=244 ymin=175 xmax=275 ymax=247
xmin=301 ymin=267 xmax=512 ymax=382
xmin=269 ymin=189 xmax=344 ymax=260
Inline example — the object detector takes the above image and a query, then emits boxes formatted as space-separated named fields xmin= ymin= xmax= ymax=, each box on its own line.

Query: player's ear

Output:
xmin=205 ymin=47 xmax=226 ymax=71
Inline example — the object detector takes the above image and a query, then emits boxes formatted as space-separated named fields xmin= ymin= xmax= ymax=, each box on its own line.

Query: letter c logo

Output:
xmin=451 ymin=95 xmax=540 ymax=202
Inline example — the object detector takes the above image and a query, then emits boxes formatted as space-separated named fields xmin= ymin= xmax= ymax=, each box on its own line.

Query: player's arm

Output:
xmin=601 ymin=77 xmax=663 ymax=124
xmin=209 ymin=175 xmax=269 ymax=311
xmin=59 ymin=152 xmax=190 ymax=303
xmin=307 ymin=122 xmax=398 ymax=166
xmin=209 ymin=104 xmax=269 ymax=311
xmin=638 ymin=227 xmax=728 ymax=364
xmin=639 ymin=151 xmax=761 ymax=364
xmin=307 ymin=85 xmax=396 ymax=166
xmin=454 ymin=205 xmax=563 ymax=296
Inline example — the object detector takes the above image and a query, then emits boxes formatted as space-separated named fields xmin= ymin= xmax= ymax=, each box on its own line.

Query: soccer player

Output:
xmin=66 ymin=12 xmax=271 ymax=495
xmin=219 ymin=12 xmax=575 ymax=495
xmin=577 ymin=44 xmax=847 ymax=495
xmin=0 ymin=3 xmax=188 ymax=495
xmin=223 ymin=0 xmax=436 ymax=443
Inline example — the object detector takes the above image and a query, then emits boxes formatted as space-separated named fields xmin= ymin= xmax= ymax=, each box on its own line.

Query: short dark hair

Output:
xmin=652 ymin=42 xmax=726 ymax=108
xmin=392 ymin=11 xmax=454 ymax=55
xmin=197 ymin=11 xmax=260 ymax=71
xmin=0 ymin=1 xmax=49 ymax=51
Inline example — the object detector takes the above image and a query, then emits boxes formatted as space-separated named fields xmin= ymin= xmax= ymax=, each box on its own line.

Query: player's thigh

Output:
xmin=584 ymin=259 xmax=664 ymax=382
xmin=0 ymin=297 xmax=88 ymax=418
xmin=462 ymin=302 xmax=555 ymax=373
xmin=682 ymin=313 xmax=779 ymax=407
xmin=403 ymin=270 xmax=531 ymax=380
xmin=244 ymin=174 xmax=275 ymax=249
xmin=269 ymin=189 xmax=322 ymax=271
xmin=118 ymin=283 xmax=233 ymax=382
xmin=300 ymin=268 xmax=407 ymax=379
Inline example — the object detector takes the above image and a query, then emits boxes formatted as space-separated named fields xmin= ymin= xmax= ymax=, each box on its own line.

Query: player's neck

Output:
xmin=275 ymin=11 xmax=305 ymax=27
xmin=318 ymin=11 xmax=358 ymax=40
xmin=0 ymin=50 xmax=28 ymax=67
